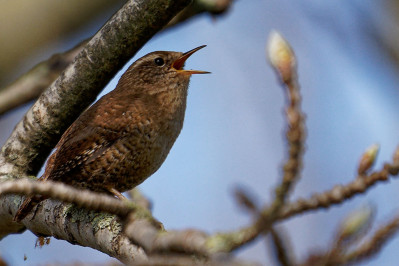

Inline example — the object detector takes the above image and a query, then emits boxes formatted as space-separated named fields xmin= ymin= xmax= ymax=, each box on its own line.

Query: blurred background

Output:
xmin=1 ymin=0 xmax=399 ymax=265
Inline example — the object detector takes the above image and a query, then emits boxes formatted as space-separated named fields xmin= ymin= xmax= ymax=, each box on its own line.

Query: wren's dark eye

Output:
xmin=154 ymin=57 xmax=164 ymax=66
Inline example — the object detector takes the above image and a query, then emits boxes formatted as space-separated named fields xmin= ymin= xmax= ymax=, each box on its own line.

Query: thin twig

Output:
xmin=128 ymin=188 xmax=153 ymax=210
xmin=267 ymin=31 xmax=305 ymax=219
xmin=168 ymin=0 xmax=233 ymax=27
xmin=278 ymin=164 xmax=396 ymax=220
xmin=207 ymin=31 xmax=307 ymax=253
xmin=318 ymin=206 xmax=375 ymax=265
xmin=269 ymin=227 xmax=294 ymax=266
xmin=234 ymin=187 xmax=259 ymax=215
xmin=125 ymin=219 xmax=209 ymax=255
xmin=150 ymin=163 xmax=398 ymax=257
xmin=234 ymin=188 xmax=295 ymax=265
xmin=340 ymin=214 xmax=399 ymax=265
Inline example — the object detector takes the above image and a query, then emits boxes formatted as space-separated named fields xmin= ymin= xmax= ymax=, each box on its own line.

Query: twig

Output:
xmin=357 ymin=144 xmax=379 ymax=175
xmin=195 ymin=160 xmax=399 ymax=256
xmin=168 ymin=0 xmax=233 ymax=27
xmin=299 ymin=205 xmax=393 ymax=266
xmin=267 ymin=31 xmax=305 ymax=218
xmin=278 ymin=164 xmax=396 ymax=220
xmin=205 ymin=30 xmax=307 ymax=253
xmin=339 ymin=214 xmax=399 ymax=265
xmin=128 ymin=188 xmax=153 ymax=210
xmin=233 ymin=187 xmax=259 ymax=215
xmin=234 ymin=188 xmax=295 ymax=266
xmin=318 ymin=205 xmax=375 ymax=265
xmin=333 ymin=205 xmax=374 ymax=251
xmin=269 ymin=227 xmax=294 ymax=266
xmin=125 ymin=219 xmax=209 ymax=255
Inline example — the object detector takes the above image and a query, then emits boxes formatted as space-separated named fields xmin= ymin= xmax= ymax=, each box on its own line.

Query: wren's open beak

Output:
xmin=171 ymin=45 xmax=210 ymax=74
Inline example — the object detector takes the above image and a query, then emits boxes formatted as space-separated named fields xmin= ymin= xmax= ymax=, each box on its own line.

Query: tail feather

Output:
xmin=14 ymin=195 xmax=45 ymax=222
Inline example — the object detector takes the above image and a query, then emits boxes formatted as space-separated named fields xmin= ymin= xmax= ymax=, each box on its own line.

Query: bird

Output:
xmin=14 ymin=45 xmax=209 ymax=222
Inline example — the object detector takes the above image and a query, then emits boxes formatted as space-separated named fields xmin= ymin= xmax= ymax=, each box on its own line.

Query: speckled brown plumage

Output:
xmin=14 ymin=46 xmax=209 ymax=221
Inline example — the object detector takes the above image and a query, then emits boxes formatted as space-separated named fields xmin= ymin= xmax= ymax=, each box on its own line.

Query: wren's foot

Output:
xmin=106 ymin=187 xmax=164 ymax=229
xmin=107 ymin=187 xmax=128 ymax=201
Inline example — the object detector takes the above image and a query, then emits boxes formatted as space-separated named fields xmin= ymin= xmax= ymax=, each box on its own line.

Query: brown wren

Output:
xmin=14 ymin=45 xmax=209 ymax=221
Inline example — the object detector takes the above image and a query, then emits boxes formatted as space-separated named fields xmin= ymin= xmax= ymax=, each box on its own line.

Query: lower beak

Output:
xmin=171 ymin=45 xmax=210 ymax=74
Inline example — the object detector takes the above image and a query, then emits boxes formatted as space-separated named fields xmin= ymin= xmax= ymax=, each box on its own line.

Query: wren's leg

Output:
xmin=108 ymin=187 xmax=165 ymax=230
xmin=107 ymin=187 xmax=128 ymax=200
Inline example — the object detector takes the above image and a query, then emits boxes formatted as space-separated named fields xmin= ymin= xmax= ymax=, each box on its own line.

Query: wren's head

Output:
xmin=117 ymin=45 xmax=209 ymax=96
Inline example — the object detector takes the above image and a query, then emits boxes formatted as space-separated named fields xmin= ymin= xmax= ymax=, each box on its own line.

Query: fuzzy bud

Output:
xmin=338 ymin=205 xmax=374 ymax=242
xmin=358 ymin=144 xmax=379 ymax=175
xmin=267 ymin=31 xmax=296 ymax=82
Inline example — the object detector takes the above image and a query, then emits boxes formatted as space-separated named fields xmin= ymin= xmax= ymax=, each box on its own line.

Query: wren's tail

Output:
xmin=14 ymin=173 xmax=49 ymax=222
xmin=14 ymin=195 xmax=46 ymax=222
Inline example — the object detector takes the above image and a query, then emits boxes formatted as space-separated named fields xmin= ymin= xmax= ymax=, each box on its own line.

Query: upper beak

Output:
xmin=171 ymin=45 xmax=210 ymax=74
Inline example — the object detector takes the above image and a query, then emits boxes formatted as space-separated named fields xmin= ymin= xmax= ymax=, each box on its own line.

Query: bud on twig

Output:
xmin=338 ymin=205 xmax=374 ymax=243
xmin=358 ymin=144 xmax=379 ymax=175
xmin=234 ymin=187 xmax=258 ymax=214
xmin=267 ymin=31 xmax=296 ymax=82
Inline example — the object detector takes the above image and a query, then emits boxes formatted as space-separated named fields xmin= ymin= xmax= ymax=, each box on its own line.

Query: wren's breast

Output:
xmin=80 ymin=112 xmax=185 ymax=193
xmin=69 ymin=87 xmax=188 ymax=192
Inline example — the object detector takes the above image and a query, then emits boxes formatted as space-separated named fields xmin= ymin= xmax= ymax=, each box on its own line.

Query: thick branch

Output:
xmin=0 ymin=194 xmax=147 ymax=264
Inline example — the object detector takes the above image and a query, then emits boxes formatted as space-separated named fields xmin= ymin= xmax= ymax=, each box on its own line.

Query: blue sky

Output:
xmin=1 ymin=1 xmax=399 ymax=265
